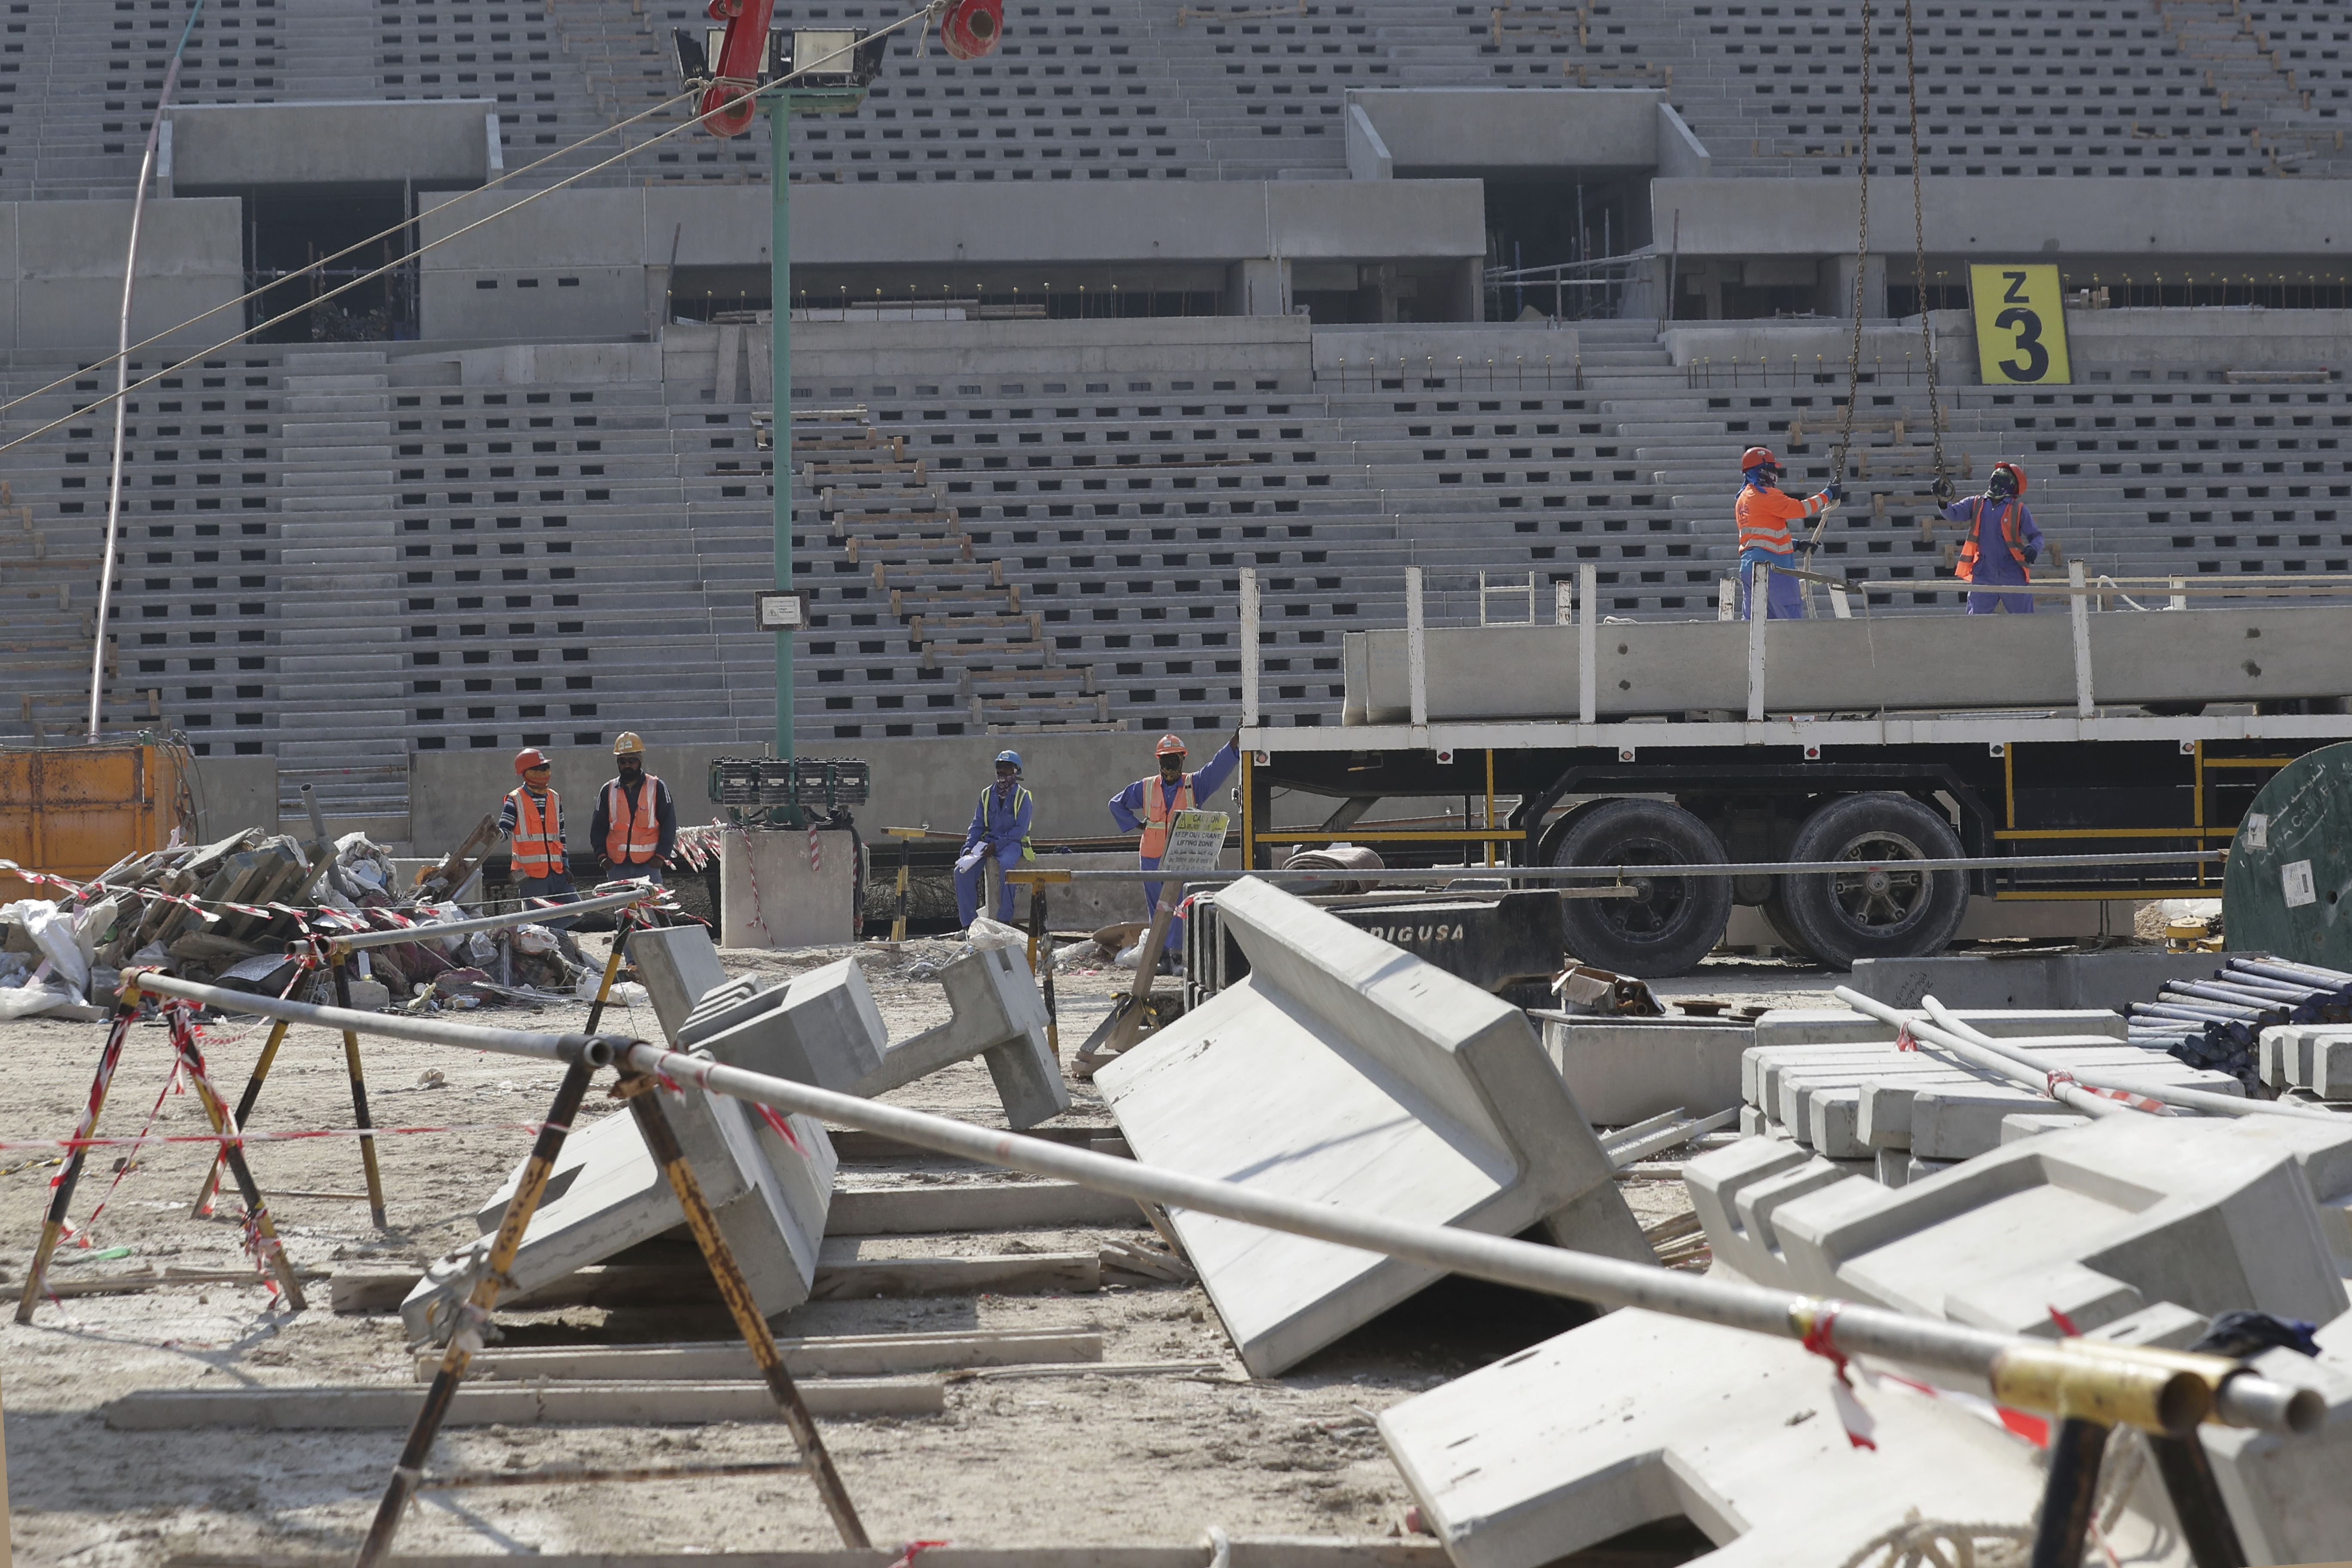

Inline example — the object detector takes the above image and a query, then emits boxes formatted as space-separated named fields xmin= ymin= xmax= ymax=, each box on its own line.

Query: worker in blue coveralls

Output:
xmin=1108 ymin=729 xmax=1240 ymax=966
xmin=954 ymin=749 xmax=1033 ymax=927
xmin=1938 ymin=461 xmax=2045 ymax=614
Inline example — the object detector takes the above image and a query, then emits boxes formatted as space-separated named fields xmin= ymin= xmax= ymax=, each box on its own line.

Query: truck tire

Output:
xmin=1550 ymin=798 xmax=1733 ymax=979
xmin=1759 ymin=894 xmax=1822 ymax=963
xmin=1775 ymin=793 xmax=1969 ymax=970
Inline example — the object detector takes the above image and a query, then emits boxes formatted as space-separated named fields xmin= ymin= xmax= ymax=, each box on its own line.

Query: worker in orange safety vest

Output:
xmin=1939 ymin=461 xmax=2045 ymax=615
xmin=1733 ymin=446 xmax=1842 ymax=620
xmin=590 ymin=731 xmax=676 ymax=883
xmin=499 ymin=747 xmax=579 ymax=929
xmin=1107 ymin=729 xmax=1239 ymax=968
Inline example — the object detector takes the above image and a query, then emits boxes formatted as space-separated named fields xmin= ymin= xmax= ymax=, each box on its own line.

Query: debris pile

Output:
xmin=0 ymin=827 xmax=593 ymax=1020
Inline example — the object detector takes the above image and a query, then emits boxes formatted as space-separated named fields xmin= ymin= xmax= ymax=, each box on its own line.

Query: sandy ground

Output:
xmin=0 ymin=937 xmax=1837 ymax=1567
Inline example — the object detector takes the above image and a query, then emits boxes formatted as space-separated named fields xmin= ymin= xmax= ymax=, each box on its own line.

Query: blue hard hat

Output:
xmin=994 ymin=750 xmax=1023 ymax=769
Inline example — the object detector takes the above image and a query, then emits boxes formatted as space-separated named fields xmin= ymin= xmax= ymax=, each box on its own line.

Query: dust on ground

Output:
xmin=0 ymin=932 xmax=1720 ymax=1566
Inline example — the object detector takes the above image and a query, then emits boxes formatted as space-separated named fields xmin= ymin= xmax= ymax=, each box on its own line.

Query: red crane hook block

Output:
xmin=697 ymin=0 xmax=775 ymax=138
xmin=940 ymin=0 xmax=1004 ymax=60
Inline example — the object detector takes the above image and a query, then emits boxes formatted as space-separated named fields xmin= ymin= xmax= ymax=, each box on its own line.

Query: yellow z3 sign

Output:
xmin=1969 ymin=263 xmax=2073 ymax=386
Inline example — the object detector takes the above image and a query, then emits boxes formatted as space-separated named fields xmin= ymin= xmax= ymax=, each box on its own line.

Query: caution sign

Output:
xmin=1969 ymin=264 xmax=2073 ymax=387
xmin=1155 ymin=809 xmax=1230 ymax=875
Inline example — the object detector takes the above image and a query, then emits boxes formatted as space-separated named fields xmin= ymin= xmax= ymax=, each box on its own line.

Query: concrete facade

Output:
xmin=1344 ymin=88 xmax=1697 ymax=182
xmin=0 ymin=199 xmax=244 ymax=354
xmin=418 ymin=180 xmax=1491 ymax=341
xmin=163 ymin=101 xmax=499 ymax=192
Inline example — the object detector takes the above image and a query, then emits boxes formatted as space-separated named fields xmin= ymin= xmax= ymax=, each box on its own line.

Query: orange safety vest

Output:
xmin=1139 ymin=774 xmax=1196 ymax=861
xmin=508 ymin=786 xmax=564 ymax=879
xmin=602 ymin=775 xmax=663 ymax=864
xmin=1955 ymin=496 xmax=2029 ymax=583
xmin=1734 ymin=484 xmax=1813 ymax=555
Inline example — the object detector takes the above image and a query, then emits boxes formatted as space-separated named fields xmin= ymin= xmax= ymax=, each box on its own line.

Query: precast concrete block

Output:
xmin=1538 ymin=1017 xmax=1750 ymax=1125
xmin=680 ymin=959 xmax=889 ymax=1092
xmin=2264 ymin=1024 xmax=2352 ymax=1098
xmin=1751 ymin=1007 xmax=2127 ymax=1050
xmin=851 ymin=946 xmax=1067 ymax=1130
xmin=1094 ymin=876 xmax=1647 ymax=1377
xmin=1376 ymin=1305 xmax=2176 ymax=1568
xmin=1909 ymin=1084 xmax=2091 ymax=1161
xmin=1684 ymin=1137 xmax=1862 ymax=1286
xmin=1847 ymin=950 xmax=2254 ymax=1014
xmin=1853 ymin=1049 xmax=2236 ymax=1152
xmin=403 ymin=927 xmax=836 ymax=1345
xmin=2001 ymin=1113 xmax=2091 ymax=1145
xmin=1768 ymin=1113 xmax=2352 ymax=1340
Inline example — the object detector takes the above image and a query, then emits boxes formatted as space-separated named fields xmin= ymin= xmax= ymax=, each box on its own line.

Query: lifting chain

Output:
xmin=1828 ymin=0 xmax=1875 ymax=489
xmin=1904 ymin=0 xmax=1950 ymax=498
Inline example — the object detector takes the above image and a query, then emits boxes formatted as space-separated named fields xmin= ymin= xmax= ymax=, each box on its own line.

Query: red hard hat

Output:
xmin=1741 ymin=447 xmax=1779 ymax=471
xmin=1154 ymin=732 xmax=1188 ymax=759
xmin=1990 ymin=461 xmax=2028 ymax=496
xmin=514 ymin=747 xmax=550 ymax=775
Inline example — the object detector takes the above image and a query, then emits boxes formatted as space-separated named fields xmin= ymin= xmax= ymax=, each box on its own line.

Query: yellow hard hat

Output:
xmin=613 ymin=731 xmax=646 ymax=757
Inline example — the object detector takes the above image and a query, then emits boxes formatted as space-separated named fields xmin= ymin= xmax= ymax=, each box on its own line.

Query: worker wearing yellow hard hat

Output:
xmin=590 ymin=732 xmax=675 ymax=883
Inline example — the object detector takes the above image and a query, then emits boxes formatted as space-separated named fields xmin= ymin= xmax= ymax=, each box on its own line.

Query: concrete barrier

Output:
xmin=1848 ymin=949 xmax=2257 ymax=1014
xmin=1094 ymin=877 xmax=1648 ymax=1376
xmin=1765 ymin=1114 xmax=2352 ymax=1340
xmin=1537 ymin=1017 xmax=1751 ymax=1124
xmin=852 ymin=946 xmax=1068 ymax=1130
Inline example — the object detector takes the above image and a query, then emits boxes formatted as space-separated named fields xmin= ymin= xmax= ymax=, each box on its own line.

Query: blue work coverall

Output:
xmin=955 ymin=780 xmax=1033 ymax=926
xmin=1943 ymin=493 xmax=2045 ymax=615
xmin=1107 ymin=738 xmax=1241 ymax=950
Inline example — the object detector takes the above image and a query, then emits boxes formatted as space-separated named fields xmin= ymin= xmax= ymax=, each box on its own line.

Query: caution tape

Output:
xmin=0 ymin=1119 xmax=567 ymax=1156
xmin=1798 ymin=1298 xmax=2052 ymax=1452
xmin=2046 ymin=1070 xmax=2171 ymax=1115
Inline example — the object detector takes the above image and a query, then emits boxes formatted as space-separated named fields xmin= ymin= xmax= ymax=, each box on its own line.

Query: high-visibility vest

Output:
xmin=1138 ymin=774 xmax=1196 ymax=861
xmin=602 ymin=775 xmax=663 ymax=864
xmin=1955 ymin=496 xmax=2029 ymax=583
xmin=1734 ymin=483 xmax=1803 ymax=555
xmin=508 ymin=786 xmax=563 ymax=879
xmin=973 ymin=784 xmax=1037 ymax=861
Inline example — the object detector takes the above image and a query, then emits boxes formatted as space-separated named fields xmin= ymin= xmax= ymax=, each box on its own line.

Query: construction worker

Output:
xmin=1733 ymin=446 xmax=1841 ymax=620
xmin=1108 ymin=730 xmax=1240 ymax=965
xmin=955 ymin=749 xmax=1035 ymax=928
xmin=1940 ymin=461 xmax=2043 ymax=614
xmin=499 ymin=747 xmax=577 ymax=929
xmin=590 ymin=732 xmax=675 ymax=883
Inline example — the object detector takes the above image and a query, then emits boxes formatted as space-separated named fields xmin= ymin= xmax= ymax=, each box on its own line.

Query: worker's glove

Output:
xmin=955 ymin=851 xmax=984 ymax=875
xmin=2024 ymin=546 xmax=2042 ymax=566
xmin=1823 ymin=481 xmax=1844 ymax=503
xmin=1931 ymin=475 xmax=1955 ymax=502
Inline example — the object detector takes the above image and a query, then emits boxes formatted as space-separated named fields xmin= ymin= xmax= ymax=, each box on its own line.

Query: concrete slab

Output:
xmin=1684 ymin=1138 xmax=1862 ymax=1286
xmin=1376 ymin=1305 xmax=2174 ymax=1568
xmin=403 ymin=926 xmax=835 ymax=1345
xmin=1538 ymin=1017 xmax=1749 ymax=1124
xmin=680 ymin=959 xmax=890 ymax=1092
xmin=720 ymin=827 xmax=859 ymax=949
xmin=1767 ymin=1114 xmax=2352 ymax=1339
xmin=1847 ymin=950 xmax=2256 ymax=1014
xmin=1094 ymin=877 xmax=1648 ymax=1377
xmin=852 ymin=945 xmax=1068 ymax=1129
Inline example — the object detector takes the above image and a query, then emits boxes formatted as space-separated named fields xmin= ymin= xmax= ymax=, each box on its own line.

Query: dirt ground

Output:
xmin=0 ymin=938 xmax=1834 ymax=1567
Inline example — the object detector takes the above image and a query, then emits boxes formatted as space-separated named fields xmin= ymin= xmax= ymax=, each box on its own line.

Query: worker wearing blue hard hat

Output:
xmin=955 ymin=749 xmax=1034 ymax=927
xmin=1733 ymin=446 xmax=1841 ymax=620
xmin=1939 ymin=462 xmax=2044 ymax=614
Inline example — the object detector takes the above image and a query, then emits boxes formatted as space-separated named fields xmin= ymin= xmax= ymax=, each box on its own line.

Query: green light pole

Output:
xmin=771 ymin=96 xmax=793 ymax=769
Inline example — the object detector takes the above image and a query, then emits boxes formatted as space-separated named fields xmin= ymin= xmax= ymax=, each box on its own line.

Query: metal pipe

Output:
xmin=1004 ymin=848 xmax=2223 ymax=885
xmin=326 ymin=882 xmax=655 ymax=952
xmin=88 ymin=0 xmax=208 ymax=742
xmin=1920 ymin=997 xmax=2344 ymax=1126
xmin=1831 ymin=989 xmax=2145 ymax=1121
xmin=108 ymin=974 xmax=2322 ymax=1436
xmin=127 ymin=972 xmax=630 ymax=1060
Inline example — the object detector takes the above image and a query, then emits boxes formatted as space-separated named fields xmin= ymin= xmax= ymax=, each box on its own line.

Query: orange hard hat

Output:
xmin=1741 ymin=447 xmax=1779 ymax=472
xmin=514 ymin=747 xmax=550 ymax=775
xmin=1990 ymin=461 xmax=2028 ymax=496
xmin=1154 ymin=732 xmax=1188 ymax=759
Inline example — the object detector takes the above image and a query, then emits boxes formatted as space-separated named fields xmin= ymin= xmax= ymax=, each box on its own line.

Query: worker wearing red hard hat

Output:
xmin=1939 ymin=461 xmax=2044 ymax=614
xmin=1734 ymin=446 xmax=1842 ymax=620
xmin=1108 ymin=729 xmax=1240 ymax=967
xmin=499 ymin=747 xmax=579 ymax=928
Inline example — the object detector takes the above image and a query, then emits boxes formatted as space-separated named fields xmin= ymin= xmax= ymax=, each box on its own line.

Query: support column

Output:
xmin=1828 ymin=253 xmax=1890 ymax=319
